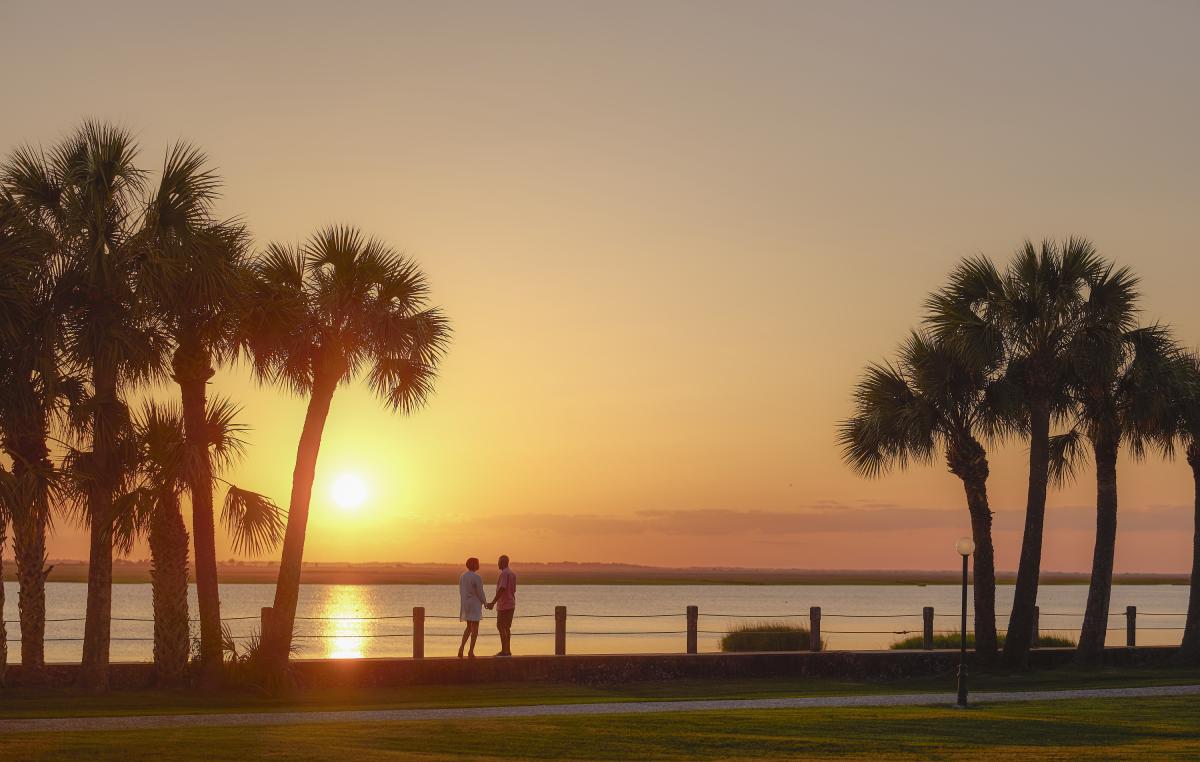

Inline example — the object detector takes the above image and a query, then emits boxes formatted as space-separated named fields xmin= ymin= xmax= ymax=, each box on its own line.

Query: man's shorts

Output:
xmin=497 ymin=607 xmax=515 ymax=630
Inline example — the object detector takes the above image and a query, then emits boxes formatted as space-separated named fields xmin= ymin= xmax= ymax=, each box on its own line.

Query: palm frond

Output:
xmin=111 ymin=485 xmax=156 ymax=556
xmin=1048 ymin=429 xmax=1088 ymax=486
xmin=838 ymin=359 xmax=938 ymax=478
xmin=239 ymin=225 xmax=451 ymax=412
xmin=924 ymin=255 xmax=1005 ymax=368
xmin=204 ymin=395 xmax=249 ymax=473
xmin=222 ymin=486 xmax=285 ymax=557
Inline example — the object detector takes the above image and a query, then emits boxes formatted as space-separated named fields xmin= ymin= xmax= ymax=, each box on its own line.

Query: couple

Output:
xmin=458 ymin=554 xmax=517 ymax=658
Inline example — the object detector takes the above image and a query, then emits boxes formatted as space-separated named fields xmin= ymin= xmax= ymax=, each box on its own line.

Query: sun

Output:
xmin=330 ymin=472 xmax=369 ymax=510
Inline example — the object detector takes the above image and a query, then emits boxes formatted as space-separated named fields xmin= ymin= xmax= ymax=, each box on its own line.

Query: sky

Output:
xmin=2 ymin=0 xmax=1199 ymax=571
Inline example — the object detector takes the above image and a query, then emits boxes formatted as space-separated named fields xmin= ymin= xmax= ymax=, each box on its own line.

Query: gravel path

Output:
xmin=3 ymin=684 xmax=1198 ymax=734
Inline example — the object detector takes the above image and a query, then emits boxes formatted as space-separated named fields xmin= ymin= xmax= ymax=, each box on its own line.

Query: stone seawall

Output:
xmin=3 ymin=646 xmax=1176 ymax=691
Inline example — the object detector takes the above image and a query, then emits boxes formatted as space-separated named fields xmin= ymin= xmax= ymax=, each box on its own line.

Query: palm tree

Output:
xmin=840 ymin=331 xmax=1002 ymax=659
xmin=0 ymin=469 xmax=9 ymax=687
xmin=105 ymin=400 xmax=282 ymax=687
xmin=0 ymin=190 xmax=31 ymax=688
xmin=135 ymin=143 xmax=253 ymax=687
xmin=1059 ymin=318 xmax=1179 ymax=663
xmin=0 ymin=178 xmax=82 ymax=683
xmin=1169 ymin=353 xmax=1200 ymax=664
xmin=4 ymin=122 xmax=169 ymax=690
xmin=239 ymin=225 xmax=450 ymax=668
xmin=926 ymin=240 xmax=1108 ymax=667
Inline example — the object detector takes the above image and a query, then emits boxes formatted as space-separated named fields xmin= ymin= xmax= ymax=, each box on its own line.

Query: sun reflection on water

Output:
xmin=319 ymin=585 xmax=371 ymax=659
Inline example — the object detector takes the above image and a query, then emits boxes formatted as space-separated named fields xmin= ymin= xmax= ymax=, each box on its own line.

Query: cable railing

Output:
xmin=5 ymin=603 xmax=1191 ymax=654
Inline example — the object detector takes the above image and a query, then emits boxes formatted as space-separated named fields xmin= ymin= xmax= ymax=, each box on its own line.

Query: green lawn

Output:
xmin=3 ymin=665 xmax=1200 ymax=719
xmin=2 ymin=696 xmax=1199 ymax=760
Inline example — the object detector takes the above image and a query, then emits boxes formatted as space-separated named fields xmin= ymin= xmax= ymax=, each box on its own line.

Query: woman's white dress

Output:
xmin=459 ymin=570 xmax=485 ymax=622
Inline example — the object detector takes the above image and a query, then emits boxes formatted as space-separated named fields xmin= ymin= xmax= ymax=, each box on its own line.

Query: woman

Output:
xmin=458 ymin=557 xmax=486 ymax=658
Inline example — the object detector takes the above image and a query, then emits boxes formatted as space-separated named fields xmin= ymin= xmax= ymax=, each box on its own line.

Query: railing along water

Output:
xmin=4 ymin=603 xmax=1186 ymax=656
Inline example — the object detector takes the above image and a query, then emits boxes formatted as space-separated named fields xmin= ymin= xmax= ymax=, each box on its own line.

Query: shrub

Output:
xmin=890 ymin=632 xmax=1077 ymax=650
xmin=719 ymin=622 xmax=824 ymax=652
xmin=214 ymin=623 xmax=303 ymax=693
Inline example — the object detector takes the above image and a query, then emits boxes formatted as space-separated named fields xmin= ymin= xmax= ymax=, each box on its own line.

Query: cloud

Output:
xmin=424 ymin=501 xmax=1196 ymax=539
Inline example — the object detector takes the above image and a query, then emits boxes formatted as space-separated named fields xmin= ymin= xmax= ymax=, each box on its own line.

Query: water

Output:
xmin=2 ymin=582 xmax=1190 ymax=663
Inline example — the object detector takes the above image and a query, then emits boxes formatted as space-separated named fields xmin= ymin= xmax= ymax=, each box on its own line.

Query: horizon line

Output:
xmin=34 ymin=558 xmax=1191 ymax=577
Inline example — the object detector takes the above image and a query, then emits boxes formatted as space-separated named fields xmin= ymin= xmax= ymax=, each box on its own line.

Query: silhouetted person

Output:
xmin=458 ymin=557 xmax=485 ymax=658
xmin=485 ymin=554 xmax=517 ymax=656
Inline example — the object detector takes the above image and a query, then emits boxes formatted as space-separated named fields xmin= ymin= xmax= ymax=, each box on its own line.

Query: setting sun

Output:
xmin=331 ymin=473 xmax=369 ymax=510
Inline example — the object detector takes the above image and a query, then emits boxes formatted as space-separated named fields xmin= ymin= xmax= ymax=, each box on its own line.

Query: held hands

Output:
xmin=485 ymin=602 xmax=495 ymax=610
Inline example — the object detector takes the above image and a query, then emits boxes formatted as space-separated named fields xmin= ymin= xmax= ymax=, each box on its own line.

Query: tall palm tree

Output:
xmin=1060 ymin=318 xmax=1179 ymax=663
xmin=105 ymin=400 xmax=282 ymax=687
xmin=840 ymin=331 xmax=1002 ymax=659
xmin=0 ymin=188 xmax=31 ymax=686
xmin=926 ymin=240 xmax=1108 ymax=667
xmin=1169 ymin=353 xmax=1200 ymax=664
xmin=239 ymin=225 xmax=450 ymax=668
xmin=135 ymin=143 xmax=253 ymax=687
xmin=0 ymin=468 xmax=9 ymax=687
xmin=4 ymin=122 xmax=169 ymax=690
xmin=0 ymin=179 xmax=82 ymax=682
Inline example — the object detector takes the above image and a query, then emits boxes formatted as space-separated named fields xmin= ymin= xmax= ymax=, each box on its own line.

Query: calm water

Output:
xmin=2 ymin=582 xmax=1190 ymax=663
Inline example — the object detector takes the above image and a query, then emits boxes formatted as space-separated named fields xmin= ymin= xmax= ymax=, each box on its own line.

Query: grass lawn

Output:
xmin=3 ymin=665 xmax=1200 ymax=719
xmin=2 ymin=696 xmax=1199 ymax=760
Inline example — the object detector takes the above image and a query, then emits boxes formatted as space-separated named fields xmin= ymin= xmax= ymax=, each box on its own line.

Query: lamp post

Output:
xmin=955 ymin=536 xmax=975 ymax=708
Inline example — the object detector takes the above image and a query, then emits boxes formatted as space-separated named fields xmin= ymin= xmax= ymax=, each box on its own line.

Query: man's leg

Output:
xmin=501 ymin=609 xmax=514 ymax=655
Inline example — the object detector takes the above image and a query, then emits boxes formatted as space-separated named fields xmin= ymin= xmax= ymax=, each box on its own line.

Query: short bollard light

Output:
xmin=956 ymin=536 xmax=975 ymax=708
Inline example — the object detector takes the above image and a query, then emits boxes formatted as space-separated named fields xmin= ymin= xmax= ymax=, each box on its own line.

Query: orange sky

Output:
xmin=3 ymin=1 xmax=1200 ymax=571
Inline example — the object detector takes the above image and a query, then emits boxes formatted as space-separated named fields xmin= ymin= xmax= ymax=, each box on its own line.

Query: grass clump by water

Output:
xmin=719 ymin=622 xmax=824 ymax=652
xmin=890 ymin=632 xmax=1076 ymax=649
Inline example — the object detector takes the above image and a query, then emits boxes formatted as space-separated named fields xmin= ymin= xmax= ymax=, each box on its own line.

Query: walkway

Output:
xmin=3 ymin=684 xmax=1197 ymax=734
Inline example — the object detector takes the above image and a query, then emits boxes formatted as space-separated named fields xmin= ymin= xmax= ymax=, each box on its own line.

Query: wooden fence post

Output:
xmin=1031 ymin=606 xmax=1040 ymax=648
xmin=413 ymin=606 xmax=425 ymax=659
xmin=686 ymin=606 xmax=698 ymax=654
xmin=1127 ymin=606 xmax=1136 ymax=648
xmin=555 ymin=606 xmax=567 ymax=655
xmin=922 ymin=607 xmax=934 ymax=650
xmin=810 ymin=606 xmax=822 ymax=652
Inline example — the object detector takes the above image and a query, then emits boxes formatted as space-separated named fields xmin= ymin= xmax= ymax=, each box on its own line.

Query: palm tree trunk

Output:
xmin=1 ymin=521 xmax=8 ymax=688
xmin=1180 ymin=445 xmax=1200 ymax=663
xmin=1077 ymin=437 xmax=1119 ymax=664
xmin=13 ymin=514 xmax=48 ymax=677
xmin=947 ymin=437 xmax=998 ymax=661
xmin=1003 ymin=398 xmax=1051 ymax=668
xmin=962 ymin=475 xmax=999 ymax=660
xmin=175 ymin=345 xmax=222 ymax=688
xmin=9 ymin=420 xmax=52 ymax=681
xmin=265 ymin=373 xmax=338 ymax=670
xmin=149 ymin=491 xmax=191 ymax=688
xmin=80 ymin=502 xmax=114 ymax=690
xmin=81 ymin=359 xmax=119 ymax=692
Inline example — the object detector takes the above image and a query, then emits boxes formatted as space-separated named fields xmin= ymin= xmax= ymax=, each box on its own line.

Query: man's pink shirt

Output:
xmin=496 ymin=568 xmax=517 ymax=610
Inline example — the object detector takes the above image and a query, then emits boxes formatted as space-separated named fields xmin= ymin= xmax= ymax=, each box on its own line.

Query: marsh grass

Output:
xmin=890 ymin=632 xmax=1077 ymax=649
xmin=719 ymin=622 xmax=824 ymax=652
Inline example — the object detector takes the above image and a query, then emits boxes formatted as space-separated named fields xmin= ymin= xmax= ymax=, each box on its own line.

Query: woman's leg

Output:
xmin=458 ymin=624 xmax=471 ymax=657
xmin=468 ymin=621 xmax=479 ymax=656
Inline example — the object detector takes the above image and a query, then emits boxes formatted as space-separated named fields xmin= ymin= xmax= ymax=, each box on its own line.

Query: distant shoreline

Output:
xmin=5 ymin=561 xmax=1188 ymax=586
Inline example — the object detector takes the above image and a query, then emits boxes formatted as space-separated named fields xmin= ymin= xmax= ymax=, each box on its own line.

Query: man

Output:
xmin=457 ymin=557 xmax=485 ymax=658
xmin=485 ymin=554 xmax=517 ymax=656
